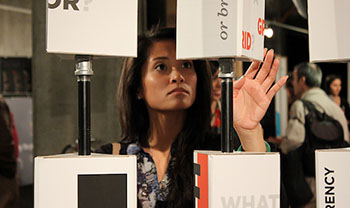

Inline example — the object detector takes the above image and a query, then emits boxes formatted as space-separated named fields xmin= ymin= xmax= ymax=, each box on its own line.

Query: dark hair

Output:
xmin=117 ymin=27 xmax=212 ymax=206
xmin=209 ymin=61 xmax=219 ymax=76
xmin=286 ymin=72 xmax=293 ymax=92
xmin=324 ymin=74 xmax=342 ymax=95
xmin=294 ymin=62 xmax=322 ymax=88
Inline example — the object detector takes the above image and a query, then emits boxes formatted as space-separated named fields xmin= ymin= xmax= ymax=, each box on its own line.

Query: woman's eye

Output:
xmin=182 ymin=62 xmax=192 ymax=69
xmin=155 ymin=64 xmax=167 ymax=71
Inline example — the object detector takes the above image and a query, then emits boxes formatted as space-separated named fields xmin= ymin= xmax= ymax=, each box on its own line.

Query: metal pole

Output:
xmin=75 ymin=55 xmax=93 ymax=155
xmin=218 ymin=58 xmax=235 ymax=152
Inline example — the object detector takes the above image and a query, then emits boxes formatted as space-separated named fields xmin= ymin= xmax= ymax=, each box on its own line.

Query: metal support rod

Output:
xmin=218 ymin=58 xmax=235 ymax=152
xmin=75 ymin=55 xmax=94 ymax=155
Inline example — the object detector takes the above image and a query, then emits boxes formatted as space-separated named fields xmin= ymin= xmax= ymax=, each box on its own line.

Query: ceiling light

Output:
xmin=264 ymin=28 xmax=274 ymax=38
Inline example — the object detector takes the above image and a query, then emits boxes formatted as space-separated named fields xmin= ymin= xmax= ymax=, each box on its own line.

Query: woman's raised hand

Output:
xmin=233 ymin=49 xmax=287 ymax=132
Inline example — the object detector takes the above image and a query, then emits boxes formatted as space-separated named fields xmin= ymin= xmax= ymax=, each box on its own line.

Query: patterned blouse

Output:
xmin=126 ymin=142 xmax=174 ymax=208
xmin=211 ymin=101 xmax=221 ymax=134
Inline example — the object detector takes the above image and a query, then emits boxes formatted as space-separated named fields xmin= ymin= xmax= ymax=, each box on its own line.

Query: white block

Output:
xmin=308 ymin=0 xmax=350 ymax=62
xmin=177 ymin=0 xmax=265 ymax=61
xmin=34 ymin=153 xmax=137 ymax=208
xmin=46 ymin=0 xmax=137 ymax=57
xmin=194 ymin=151 xmax=280 ymax=208
xmin=315 ymin=148 xmax=350 ymax=207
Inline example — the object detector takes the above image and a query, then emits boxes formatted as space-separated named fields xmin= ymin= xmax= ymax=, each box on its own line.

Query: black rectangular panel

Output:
xmin=78 ymin=174 xmax=127 ymax=208
xmin=194 ymin=163 xmax=200 ymax=176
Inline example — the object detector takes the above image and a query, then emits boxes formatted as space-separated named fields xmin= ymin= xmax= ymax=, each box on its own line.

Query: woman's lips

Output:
xmin=212 ymin=91 xmax=221 ymax=97
xmin=168 ymin=88 xmax=189 ymax=95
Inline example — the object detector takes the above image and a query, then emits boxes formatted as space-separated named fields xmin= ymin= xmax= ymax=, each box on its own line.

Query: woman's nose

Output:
xmin=214 ymin=79 xmax=221 ymax=88
xmin=170 ymin=67 xmax=184 ymax=83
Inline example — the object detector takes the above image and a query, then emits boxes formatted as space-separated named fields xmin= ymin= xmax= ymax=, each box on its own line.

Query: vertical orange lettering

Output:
xmin=262 ymin=19 xmax=265 ymax=35
xmin=247 ymin=32 xmax=251 ymax=50
xmin=242 ymin=31 xmax=245 ymax=49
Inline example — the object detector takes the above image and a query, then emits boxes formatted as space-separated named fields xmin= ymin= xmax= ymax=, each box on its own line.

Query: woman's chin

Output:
xmin=149 ymin=101 xmax=193 ymax=112
xmin=212 ymin=96 xmax=221 ymax=102
xmin=171 ymin=103 xmax=192 ymax=110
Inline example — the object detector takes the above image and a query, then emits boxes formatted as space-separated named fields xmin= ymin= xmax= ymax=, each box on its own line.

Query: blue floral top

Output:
xmin=126 ymin=142 xmax=174 ymax=208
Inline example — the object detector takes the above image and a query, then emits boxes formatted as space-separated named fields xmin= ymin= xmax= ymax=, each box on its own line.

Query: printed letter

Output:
xmin=257 ymin=195 xmax=268 ymax=208
xmin=48 ymin=0 xmax=61 ymax=9
xmin=221 ymin=196 xmax=241 ymax=208
xmin=247 ymin=32 xmax=251 ymax=50
xmin=324 ymin=177 xmax=334 ymax=185
xmin=217 ymin=8 xmax=228 ymax=17
xmin=268 ymin=194 xmax=279 ymax=208
xmin=63 ymin=0 xmax=79 ymax=10
xmin=324 ymin=167 xmax=334 ymax=176
xmin=242 ymin=31 xmax=246 ymax=49
xmin=242 ymin=196 xmax=255 ymax=208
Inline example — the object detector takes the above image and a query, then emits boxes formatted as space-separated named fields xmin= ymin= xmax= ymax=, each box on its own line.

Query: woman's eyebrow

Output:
xmin=151 ymin=56 xmax=168 ymax=61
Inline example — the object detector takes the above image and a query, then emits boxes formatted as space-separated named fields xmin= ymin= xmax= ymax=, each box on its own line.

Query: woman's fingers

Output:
xmin=233 ymin=76 xmax=246 ymax=98
xmin=266 ymin=76 xmax=288 ymax=101
xmin=245 ymin=61 xmax=261 ymax=79
xmin=255 ymin=49 xmax=274 ymax=84
xmin=261 ymin=58 xmax=280 ymax=93
xmin=233 ymin=76 xmax=246 ymax=90
xmin=245 ymin=48 xmax=267 ymax=79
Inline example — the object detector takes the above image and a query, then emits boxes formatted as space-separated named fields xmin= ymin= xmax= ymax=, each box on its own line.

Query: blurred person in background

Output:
xmin=280 ymin=63 xmax=349 ymax=207
xmin=324 ymin=74 xmax=350 ymax=126
xmin=286 ymin=72 xmax=297 ymax=111
xmin=0 ymin=95 xmax=18 ymax=208
xmin=209 ymin=61 xmax=221 ymax=134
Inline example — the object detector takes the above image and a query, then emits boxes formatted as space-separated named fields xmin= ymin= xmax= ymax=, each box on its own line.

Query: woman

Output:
xmin=324 ymin=74 xmax=350 ymax=123
xmin=117 ymin=27 xmax=287 ymax=207
xmin=209 ymin=61 xmax=221 ymax=134
xmin=0 ymin=95 xmax=18 ymax=207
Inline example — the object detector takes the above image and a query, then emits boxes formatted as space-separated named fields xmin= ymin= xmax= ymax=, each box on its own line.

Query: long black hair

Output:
xmin=324 ymin=74 xmax=341 ymax=95
xmin=117 ymin=27 xmax=212 ymax=206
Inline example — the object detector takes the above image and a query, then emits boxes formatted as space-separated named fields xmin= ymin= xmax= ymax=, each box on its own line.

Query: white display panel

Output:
xmin=35 ymin=154 xmax=137 ymax=208
xmin=315 ymin=149 xmax=350 ymax=207
xmin=177 ymin=0 xmax=265 ymax=61
xmin=308 ymin=0 xmax=350 ymax=62
xmin=194 ymin=151 xmax=280 ymax=208
xmin=46 ymin=0 xmax=137 ymax=57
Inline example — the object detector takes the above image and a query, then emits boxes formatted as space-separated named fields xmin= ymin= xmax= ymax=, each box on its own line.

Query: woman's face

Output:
xmin=139 ymin=40 xmax=197 ymax=111
xmin=211 ymin=69 xmax=221 ymax=102
xmin=330 ymin=78 xmax=341 ymax=96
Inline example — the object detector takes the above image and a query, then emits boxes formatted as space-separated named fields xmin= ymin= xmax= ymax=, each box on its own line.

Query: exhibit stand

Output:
xmin=35 ymin=1 xmax=138 ymax=208
xmin=35 ymin=154 xmax=136 ymax=208
xmin=315 ymin=149 xmax=350 ymax=207
xmin=177 ymin=0 xmax=281 ymax=207
xmin=308 ymin=0 xmax=350 ymax=207
xmin=194 ymin=151 xmax=280 ymax=208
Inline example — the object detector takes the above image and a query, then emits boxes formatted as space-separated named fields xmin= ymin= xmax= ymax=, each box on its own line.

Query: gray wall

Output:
xmin=0 ymin=0 xmax=32 ymax=57
xmin=32 ymin=0 xmax=122 ymax=156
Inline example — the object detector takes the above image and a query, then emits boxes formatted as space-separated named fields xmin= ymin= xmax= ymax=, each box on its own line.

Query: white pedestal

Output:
xmin=34 ymin=153 xmax=137 ymax=208
xmin=315 ymin=148 xmax=350 ymax=207
xmin=194 ymin=151 xmax=280 ymax=208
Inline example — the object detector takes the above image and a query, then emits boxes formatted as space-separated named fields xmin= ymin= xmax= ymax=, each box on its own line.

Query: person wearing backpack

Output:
xmin=278 ymin=63 xmax=349 ymax=207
